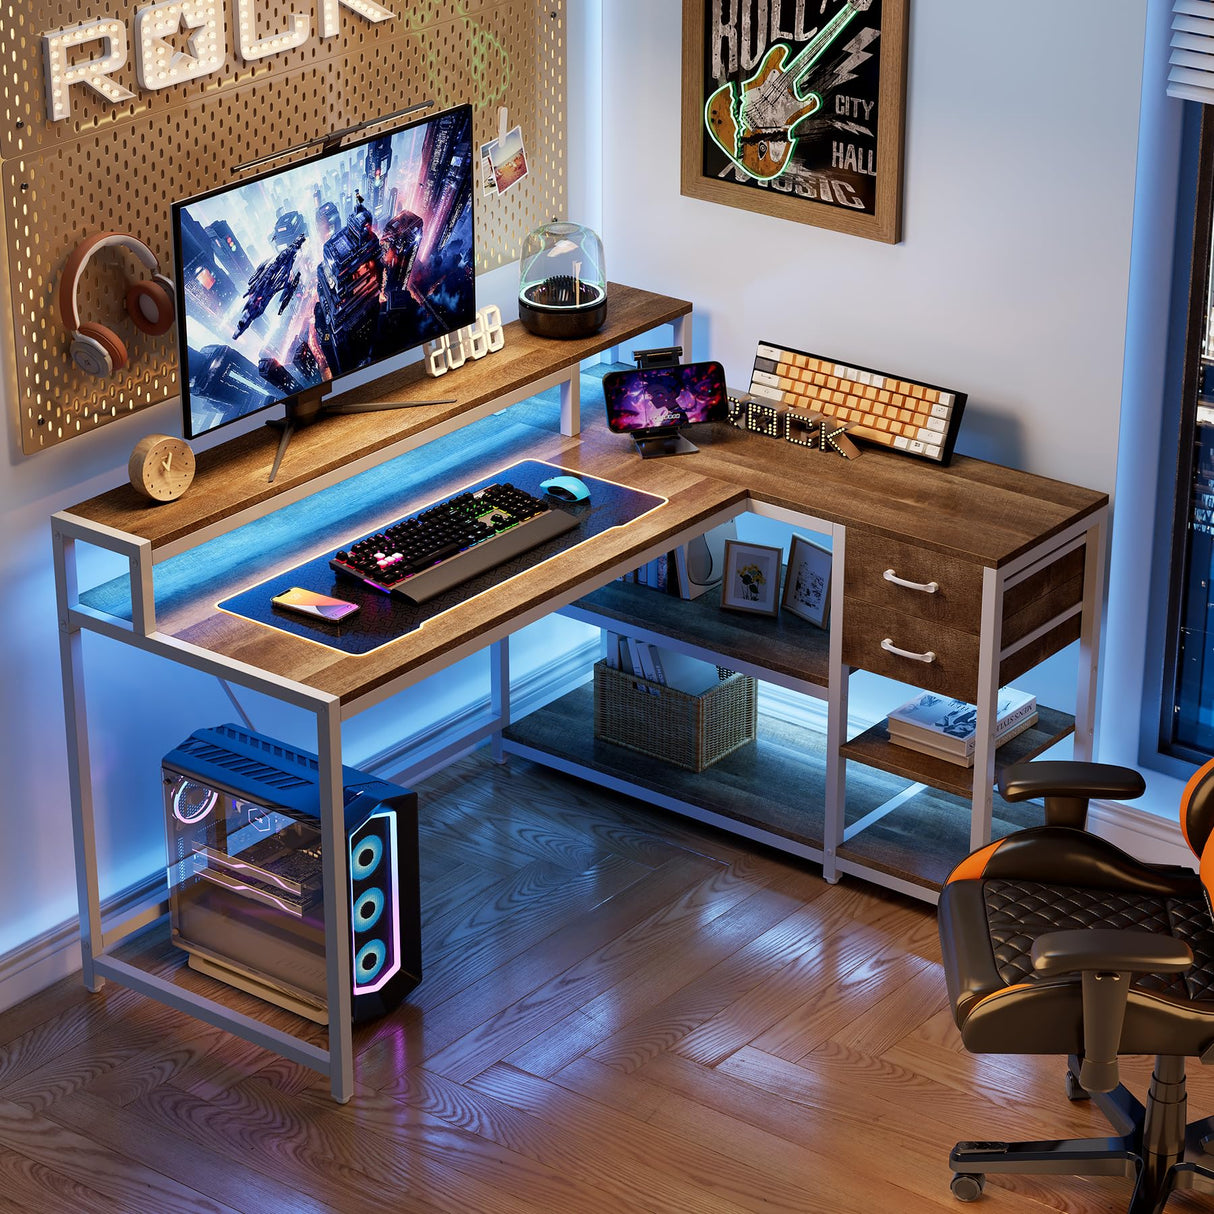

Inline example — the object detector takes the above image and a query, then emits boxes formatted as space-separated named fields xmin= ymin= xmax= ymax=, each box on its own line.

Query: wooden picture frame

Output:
xmin=681 ymin=0 xmax=908 ymax=243
xmin=782 ymin=535 xmax=833 ymax=627
xmin=721 ymin=540 xmax=783 ymax=616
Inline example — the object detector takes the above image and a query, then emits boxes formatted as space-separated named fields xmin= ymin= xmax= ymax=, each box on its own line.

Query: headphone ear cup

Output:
xmin=73 ymin=322 xmax=128 ymax=376
xmin=126 ymin=278 xmax=175 ymax=337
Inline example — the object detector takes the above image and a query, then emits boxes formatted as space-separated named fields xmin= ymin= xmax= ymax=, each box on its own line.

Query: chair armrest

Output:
xmin=1031 ymin=929 xmax=1193 ymax=978
xmin=1030 ymin=929 xmax=1193 ymax=1093
xmin=998 ymin=761 xmax=1146 ymax=830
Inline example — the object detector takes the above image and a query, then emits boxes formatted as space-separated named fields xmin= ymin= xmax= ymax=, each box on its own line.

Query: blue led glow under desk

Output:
xmin=217 ymin=460 xmax=664 ymax=655
xmin=47 ymin=287 xmax=711 ymax=1105
xmin=51 ymin=282 xmax=1111 ymax=1105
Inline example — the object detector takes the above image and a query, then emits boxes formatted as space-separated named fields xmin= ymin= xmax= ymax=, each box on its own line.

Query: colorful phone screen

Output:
xmin=602 ymin=361 xmax=727 ymax=433
xmin=271 ymin=587 xmax=360 ymax=622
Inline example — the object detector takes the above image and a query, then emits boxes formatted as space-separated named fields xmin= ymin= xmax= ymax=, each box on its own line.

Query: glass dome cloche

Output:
xmin=517 ymin=221 xmax=607 ymax=339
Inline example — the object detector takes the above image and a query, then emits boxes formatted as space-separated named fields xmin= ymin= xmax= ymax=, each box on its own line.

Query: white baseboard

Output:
xmin=0 ymin=872 xmax=164 ymax=1016
xmin=0 ymin=641 xmax=1191 ymax=1013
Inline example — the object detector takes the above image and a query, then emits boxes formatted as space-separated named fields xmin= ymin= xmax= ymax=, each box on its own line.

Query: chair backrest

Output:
xmin=1180 ymin=759 xmax=1214 ymax=898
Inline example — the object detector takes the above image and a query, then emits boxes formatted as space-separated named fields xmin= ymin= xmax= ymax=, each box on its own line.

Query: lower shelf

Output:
xmin=840 ymin=707 xmax=1075 ymax=798
xmin=505 ymin=684 xmax=1050 ymax=901
xmin=505 ymin=684 xmax=842 ymax=860
xmin=836 ymin=781 xmax=1045 ymax=892
xmin=109 ymin=916 xmax=332 ymax=1047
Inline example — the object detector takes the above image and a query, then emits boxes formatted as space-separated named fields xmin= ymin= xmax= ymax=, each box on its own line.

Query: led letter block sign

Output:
xmin=43 ymin=20 xmax=136 ymax=121
xmin=42 ymin=0 xmax=397 ymax=121
xmin=134 ymin=0 xmax=225 ymax=90
xmin=320 ymin=0 xmax=395 ymax=36
xmin=234 ymin=0 xmax=310 ymax=61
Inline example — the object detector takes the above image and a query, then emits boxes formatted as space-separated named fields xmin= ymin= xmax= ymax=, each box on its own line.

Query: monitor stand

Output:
xmin=264 ymin=383 xmax=457 ymax=483
xmin=632 ymin=428 xmax=699 ymax=459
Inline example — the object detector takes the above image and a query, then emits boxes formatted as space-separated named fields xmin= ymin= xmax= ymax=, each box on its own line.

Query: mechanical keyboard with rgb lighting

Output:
xmin=330 ymin=481 xmax=579 ymax=604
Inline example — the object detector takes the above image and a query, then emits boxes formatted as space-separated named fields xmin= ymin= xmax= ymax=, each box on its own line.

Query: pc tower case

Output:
xmin=161 ymin=724 xmax=420 ymax=1024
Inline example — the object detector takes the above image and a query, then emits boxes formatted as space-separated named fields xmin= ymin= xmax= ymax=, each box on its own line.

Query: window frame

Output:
xmin=1150 ymin=102 xmax=1214 ymax=770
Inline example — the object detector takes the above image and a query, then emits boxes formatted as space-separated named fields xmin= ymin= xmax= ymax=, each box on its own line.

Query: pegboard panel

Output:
xmin=3 ymin=0 xmax=565 ymax=454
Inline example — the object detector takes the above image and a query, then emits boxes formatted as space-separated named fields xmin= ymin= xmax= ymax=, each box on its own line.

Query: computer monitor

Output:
xmin=602 ymin=360 xmax=727 ymax=457
xmin=172 ymin=103 xmax=476 ymax=450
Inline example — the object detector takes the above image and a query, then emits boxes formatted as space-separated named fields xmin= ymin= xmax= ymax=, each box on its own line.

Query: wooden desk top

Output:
xmin=61 ymin=286 xmax=1108 ymax=708
xmin=162 ymin=418 xmax=1104 ymax=706
xmin=675 ymin=421 xmax=1106 ymax=566
xmin=63 ymin=283 xmax=692 ymax=551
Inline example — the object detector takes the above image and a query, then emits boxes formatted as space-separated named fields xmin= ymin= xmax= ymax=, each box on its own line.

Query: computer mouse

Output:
xmin=540 ymin=474 xmax=591 ymax=503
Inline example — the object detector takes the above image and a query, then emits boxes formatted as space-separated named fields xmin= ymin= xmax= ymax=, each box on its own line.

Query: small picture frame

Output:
xmin=721 ymin=540 xmax=782 ymax=616
xmin=783 ymin=535 xmax=833 ymax=628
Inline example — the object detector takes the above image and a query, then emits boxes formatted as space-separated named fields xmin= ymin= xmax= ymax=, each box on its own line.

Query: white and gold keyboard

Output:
xmin=748 ymin=340 xmax=966 ymax=464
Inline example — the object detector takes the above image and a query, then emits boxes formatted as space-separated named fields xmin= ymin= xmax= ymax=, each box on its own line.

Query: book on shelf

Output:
xmin=885 ymin=687 xmax=1037 ymax=762
xmin=606 ymin=636 xmax=722 ymax=697
xmin=886 ymin=711 xmax=1039 ymax=767
xmin=628 ymin=553 xmax=677 ymax=593
xmin=633 ymin=639 xmax=660 ymax=684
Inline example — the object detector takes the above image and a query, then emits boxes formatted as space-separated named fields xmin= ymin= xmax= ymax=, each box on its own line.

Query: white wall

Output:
xmin=1103 ymin=0 xmax=1190 ymax=817
xmin=600 ymin=2 xmax=1194 ymax=812
xmin=603 ymin=0 xmax=1147 ymax=483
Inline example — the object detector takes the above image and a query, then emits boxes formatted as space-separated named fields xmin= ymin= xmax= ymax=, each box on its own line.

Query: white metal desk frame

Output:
xmin=51 ymin=313 xmax=692 ymax=1104
xmin=542 ymin=501 xmax=1106 ymax=906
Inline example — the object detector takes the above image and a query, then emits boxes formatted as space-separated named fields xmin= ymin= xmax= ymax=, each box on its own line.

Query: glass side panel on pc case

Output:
xmin=172 ymin=104 xmax=476 ymax=439
xmin=161 ymin=724 xmax=421 ymax=1025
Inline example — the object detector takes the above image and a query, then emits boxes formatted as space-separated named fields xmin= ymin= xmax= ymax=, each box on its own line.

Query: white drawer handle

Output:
xmin=881 ymin=638 xmax=936 ymax=664
xmin=883 ymin=568 xmax=939 ymax=594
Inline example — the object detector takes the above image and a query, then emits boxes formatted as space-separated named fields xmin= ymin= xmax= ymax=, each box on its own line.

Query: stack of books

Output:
xmin=885 ymin=688 xmax=1038 ymax=767
xmin=625 ymin=555 xmax=673 ymax=592
xmin=604 ymin=633 xmax=723 ymax=695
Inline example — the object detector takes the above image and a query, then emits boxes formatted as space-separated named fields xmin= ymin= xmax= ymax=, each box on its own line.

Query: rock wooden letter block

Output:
xmin=784 ymin=406 xmax=861 ymax=459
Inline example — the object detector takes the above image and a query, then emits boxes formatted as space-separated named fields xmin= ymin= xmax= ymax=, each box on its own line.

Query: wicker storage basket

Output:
xmin=592 ymin=660 xmax=758 ymax=772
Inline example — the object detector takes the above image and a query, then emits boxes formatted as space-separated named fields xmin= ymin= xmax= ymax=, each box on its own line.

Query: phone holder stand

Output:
xmin=629 ymin=347 xmax=698 ymax=458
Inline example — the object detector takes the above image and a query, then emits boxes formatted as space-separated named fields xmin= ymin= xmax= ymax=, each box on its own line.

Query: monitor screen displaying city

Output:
xmin=173 ymin=104 xmax=476 ymax=439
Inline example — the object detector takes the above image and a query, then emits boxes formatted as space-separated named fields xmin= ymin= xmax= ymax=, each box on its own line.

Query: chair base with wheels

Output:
xmin=938 ymin=759 xmax=1214 ymax=1211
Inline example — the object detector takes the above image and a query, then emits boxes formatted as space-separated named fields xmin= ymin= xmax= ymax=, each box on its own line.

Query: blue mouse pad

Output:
xmin=218 ymin=459 xmax=665 ymax=655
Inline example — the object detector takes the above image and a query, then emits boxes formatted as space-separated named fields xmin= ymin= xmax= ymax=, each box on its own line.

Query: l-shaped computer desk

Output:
xmin=52 ymin=285 xmax=1108 ymax=1101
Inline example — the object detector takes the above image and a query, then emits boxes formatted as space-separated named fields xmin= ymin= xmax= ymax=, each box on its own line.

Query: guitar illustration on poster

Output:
xmin=704 ymin=0 xmax=873 ymax=182
xmin=695 ymin=0 xmax=891 ymax=225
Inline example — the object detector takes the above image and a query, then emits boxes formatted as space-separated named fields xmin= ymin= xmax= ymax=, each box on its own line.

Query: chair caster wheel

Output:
xmin=1065 ymin=1071 xmax=1090 ymax=1102
xmin=950 ymin=1172 xmax=986 ymax=1202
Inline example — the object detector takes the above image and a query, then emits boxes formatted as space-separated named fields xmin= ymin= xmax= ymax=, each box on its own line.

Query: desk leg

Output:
xmin=316 ymin=699 xmax=354 ymax=1104
xmin=560 ymin=372 xmax=581 ymax=437
xmin=53 ymin=527 xmax=104 ymax=992
xmin=823 ymin=525 xmax=847 ymax=884
xmin=672 ymin=313 xmax=693 ymax=362
xmin=490 ymin=638 xmax=510 ymax=763
xmin=970 ymin=568 xmax=1004 ymax=852
xmin=1074 ymin=516 xmax=1106 ymax=762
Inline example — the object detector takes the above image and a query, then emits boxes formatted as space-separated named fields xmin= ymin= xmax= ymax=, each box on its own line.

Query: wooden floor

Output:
xmin=2 ymin=752 xmax=1213 ymax=1213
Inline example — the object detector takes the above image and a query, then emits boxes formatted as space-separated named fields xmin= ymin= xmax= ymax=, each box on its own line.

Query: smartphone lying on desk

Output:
xmin=271 ymin=587 xmax=360 ymax=622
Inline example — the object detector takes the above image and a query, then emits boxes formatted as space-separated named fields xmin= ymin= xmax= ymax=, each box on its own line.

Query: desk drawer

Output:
xmin=844 ymin=532 xmax=983 ymax=633
xmin=842 ymin=602 xmax=979 ymax=701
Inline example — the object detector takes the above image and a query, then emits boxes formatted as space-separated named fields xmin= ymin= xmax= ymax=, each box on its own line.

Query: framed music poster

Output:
xmin=681 ymin=0 xmax=908 ymax=243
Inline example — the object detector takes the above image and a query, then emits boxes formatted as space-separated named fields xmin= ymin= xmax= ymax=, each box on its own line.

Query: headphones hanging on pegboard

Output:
xmin=57 ymin=233 xmax=176 ymax=377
